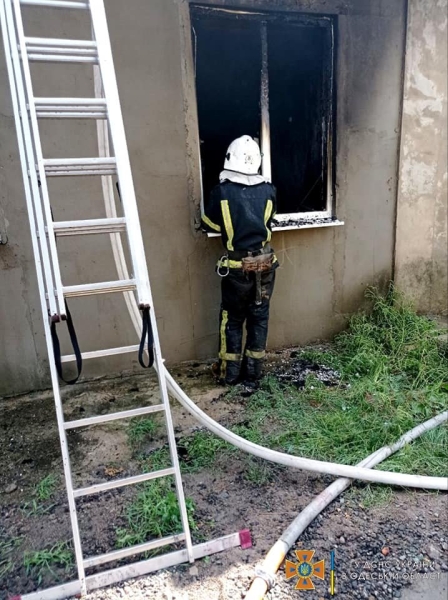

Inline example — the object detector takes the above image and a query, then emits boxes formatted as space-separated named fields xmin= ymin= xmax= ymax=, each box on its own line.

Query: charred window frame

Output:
xmin=190 ymin=5 xmax=338 ymax=227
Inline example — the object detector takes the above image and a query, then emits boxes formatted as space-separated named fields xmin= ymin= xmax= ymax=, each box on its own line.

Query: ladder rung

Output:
xmin=28 ymin=53 xmax=97 ymax=63
xmin=61 ymin=344 xmax=140 ymax=363
xmin=25 ymin=37 xmax=97 ymax=63
xmin=83 ymin=533 xmax=186 ymax=569
xmin=63 ymin=279 xmax=136 ymax=298
xmin=43 ymin=157 xmax=117 ymax=177
xmin=20 ymin=0 xmax=89 ymax=8
xmin=73 ymin=468 xmax=176 ymax=498
xmin=34 ymin=97 xmax=107 ymax=119
xmin=64 ymin=404 xmax=165 ymax=430
xmin=53 ymin=217 xmax=126 ymax=236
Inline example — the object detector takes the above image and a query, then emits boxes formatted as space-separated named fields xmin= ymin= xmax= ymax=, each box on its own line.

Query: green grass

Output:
xmin=0 ymin=535 xmax=22 ymax=579
xmin=21 ymin=474 xmax=58 ymax=517
xmin=177 ymin=430 xmax=230 ymax=473
xmin=35 ymin=474 xmax=58 ymax=501
xmin=222 ymin=287 xmax=448 ymax=477
xmin=118 ymin=432 xmax=214 ymax=549
xmin=116 ymin=479 xmax=197 ymax=548
xmin=303 ymin=287 xmax=447 ymax=392
xmin=347 ymin=484 xmax=393 ymax=508
xmin=23 ymin=542 xmax=73 ymax=585
xmin=138 ymin=430 xmax=233 ymax=474
xmin=244 ymin=457 xmax=276 ymax=485
xmin=140 ymin=446 xmax=172 ymax=472
xmin=128 ymin=416 xmax=161 ymax=446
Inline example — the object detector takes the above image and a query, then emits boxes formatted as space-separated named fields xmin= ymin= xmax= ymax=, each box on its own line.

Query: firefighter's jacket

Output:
xmin=201 ymin=181 xmax=277 ymax=253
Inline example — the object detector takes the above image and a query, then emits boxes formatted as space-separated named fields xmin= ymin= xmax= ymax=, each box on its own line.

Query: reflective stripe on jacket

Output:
xmin=201 ymin=181 xmax=277 ymax=252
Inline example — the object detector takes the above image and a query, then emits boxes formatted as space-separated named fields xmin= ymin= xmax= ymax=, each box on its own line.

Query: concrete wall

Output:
xmin=0 ymin=0 xmax=407 ymax=396
xmin=395 ymin=0 xmax=448 ymax=315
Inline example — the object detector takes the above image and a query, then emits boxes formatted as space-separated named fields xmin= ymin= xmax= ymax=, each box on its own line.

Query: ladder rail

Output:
xmin=90 ymin=0 xmax=152 ymax=309
xmin=148 ymin=291 xmax=195 ymax=563
xmin=3 ymin=0 xmax=59 ymax=319
xmin=1 ymin=1 xmax=87 ymax=591
xmin=12 ymin=0 xmax=66 ymax=317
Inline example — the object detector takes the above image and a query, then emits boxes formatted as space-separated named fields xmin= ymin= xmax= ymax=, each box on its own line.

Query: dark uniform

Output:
xmin=202 ymin=180 xmax=278 ymax=384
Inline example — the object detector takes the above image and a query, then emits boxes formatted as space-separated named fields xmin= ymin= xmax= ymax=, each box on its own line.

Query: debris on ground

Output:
xmin=272 ymin=355 xmax=342 ymax=388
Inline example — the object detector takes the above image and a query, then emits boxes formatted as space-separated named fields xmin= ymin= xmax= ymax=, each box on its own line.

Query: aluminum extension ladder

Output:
xmin=0 ymin=0 xmax=207 ymax=596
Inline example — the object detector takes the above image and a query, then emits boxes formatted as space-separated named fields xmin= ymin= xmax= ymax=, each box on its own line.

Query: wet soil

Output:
xmin=0 ymin=352 xmax=447 ymax=600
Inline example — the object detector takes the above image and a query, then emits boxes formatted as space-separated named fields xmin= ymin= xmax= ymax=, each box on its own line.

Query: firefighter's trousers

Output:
xmin=218 ymin=268 xmax=276 ymax=384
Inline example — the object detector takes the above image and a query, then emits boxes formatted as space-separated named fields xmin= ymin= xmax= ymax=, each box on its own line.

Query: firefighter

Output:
xmin=202 ymin=135 xmax=278 ymax=386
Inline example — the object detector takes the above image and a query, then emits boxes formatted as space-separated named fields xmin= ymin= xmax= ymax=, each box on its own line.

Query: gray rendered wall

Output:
xmin=0 ymin=0 xmax=407 ymax=396
xmin=395 ymin=0 xmax=448 ymax=314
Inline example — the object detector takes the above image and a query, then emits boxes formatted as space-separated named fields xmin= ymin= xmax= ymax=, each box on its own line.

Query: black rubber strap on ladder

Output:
xmin=139 ymin=307 xmax=154 ymax=368
xmin=51 ymin=302 xmax=82 ymax=385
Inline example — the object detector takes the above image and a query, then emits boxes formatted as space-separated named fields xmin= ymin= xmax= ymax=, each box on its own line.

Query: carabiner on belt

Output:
xmin=217 ymin=254 xmax=230 ymax=277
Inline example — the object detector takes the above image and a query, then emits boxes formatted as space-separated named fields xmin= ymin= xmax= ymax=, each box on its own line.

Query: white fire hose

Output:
xmin=244 ymin=410 xmax=448 ymax=599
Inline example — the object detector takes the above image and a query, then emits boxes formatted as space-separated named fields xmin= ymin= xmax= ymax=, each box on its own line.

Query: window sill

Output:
xmin=205 ymin=218 xmax=344 ymax=237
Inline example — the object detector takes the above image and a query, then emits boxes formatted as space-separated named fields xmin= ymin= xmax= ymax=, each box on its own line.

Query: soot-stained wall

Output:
xmin=0 ymin=0 xmax=408 ymax=395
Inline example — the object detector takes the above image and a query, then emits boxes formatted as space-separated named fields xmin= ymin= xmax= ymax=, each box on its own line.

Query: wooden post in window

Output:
xmin=260 ymin=22 xmax=271 ymax=182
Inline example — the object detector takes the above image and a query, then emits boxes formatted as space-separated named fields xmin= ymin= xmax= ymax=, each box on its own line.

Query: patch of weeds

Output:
xmin=21 ymin=474 xmax=58 ymax=517
xmin=177 ymin=430 xmax=230 ymax=472
xmin=0 ymin=534 xmax=22 ymax=579
xmin=116 ymin=479 xmax=196 ymax=548
xmin=378 ymin=426 xmax=448 ymax=477
xmin=244 ymin=457 xmax=275 ymax=486
xmin=128 ymin=415 xmax=161 ymax=446
xmin=23 ymin=542 xmax=73 ymax=585
xmin=35 ymin=474 xmax=58 ymax=501
xmin=347 ymin=485 xmax=393 ymax=509
xmin=140 ymin=446 xmax=172 ymax=472
xmin=231 ymin=423 xmax=269 ymax=446
xmin=231 ymin=288 xmax=447 ymax=476
xmin=223 ymin=385 xmax=244 ymax=403
xmin=335 ymin=286 xmax=448 ymax=391
xmin=21 ymin=499 xmax=45 ymax=518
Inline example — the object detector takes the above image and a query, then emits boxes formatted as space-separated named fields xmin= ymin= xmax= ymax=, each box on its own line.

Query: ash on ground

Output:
xmin=271 ymin=354 xmax=342 ymax=388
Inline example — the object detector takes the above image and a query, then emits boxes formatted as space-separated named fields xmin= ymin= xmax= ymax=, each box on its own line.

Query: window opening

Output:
xmin=191 ymin=5 xmax=336 ymax=225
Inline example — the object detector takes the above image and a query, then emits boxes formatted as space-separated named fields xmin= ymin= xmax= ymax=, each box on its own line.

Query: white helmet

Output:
xmin=224 ymin=135 xmax=262 ymax=175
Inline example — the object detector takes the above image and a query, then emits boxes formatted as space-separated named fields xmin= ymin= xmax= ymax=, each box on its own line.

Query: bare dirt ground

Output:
xmin=1 ymin=356 xmax=447 ymax=600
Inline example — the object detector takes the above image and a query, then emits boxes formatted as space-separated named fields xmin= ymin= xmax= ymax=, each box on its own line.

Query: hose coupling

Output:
xmin=254 ymin=567 xmax=277 ymax=591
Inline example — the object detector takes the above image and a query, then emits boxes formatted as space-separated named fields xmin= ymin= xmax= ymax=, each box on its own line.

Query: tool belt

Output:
xmin=241 ymin=253 xmax=273 ymax=273
xmin=228 ymin=245 xmax=274 ymax=273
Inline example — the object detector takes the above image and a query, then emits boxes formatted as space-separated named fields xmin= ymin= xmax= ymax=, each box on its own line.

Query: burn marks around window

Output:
xmin=191 ymin=5 xmax=337 ymax=222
